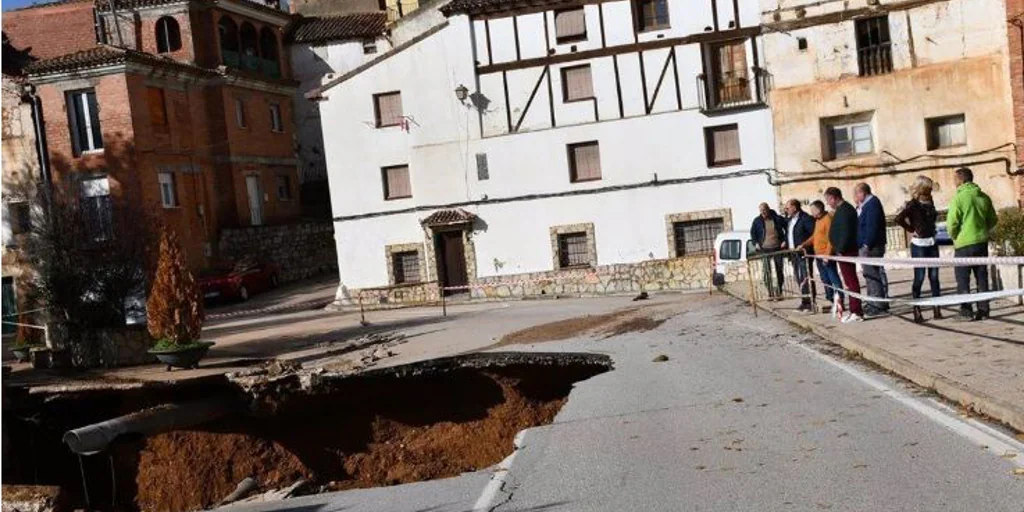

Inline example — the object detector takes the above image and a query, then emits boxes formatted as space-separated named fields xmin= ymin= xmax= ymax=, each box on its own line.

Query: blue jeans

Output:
xmin=910 ymin=244 xmax=940 ymax=299
xmin=816 ymin=259 xmax=844 ymax=305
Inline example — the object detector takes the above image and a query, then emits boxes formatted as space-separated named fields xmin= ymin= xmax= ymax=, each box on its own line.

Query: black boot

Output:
xmin=932 ymin=307 xmax=943 ymax=320
xmin=913 ymin=307 xmax=924 ymax=324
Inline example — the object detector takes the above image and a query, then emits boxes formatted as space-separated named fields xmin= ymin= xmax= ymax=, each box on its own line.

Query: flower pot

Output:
xmin=11 ymin=348 xmax=31 ymax=363
xmin=148 ymin=342 xmax=215 ymax=371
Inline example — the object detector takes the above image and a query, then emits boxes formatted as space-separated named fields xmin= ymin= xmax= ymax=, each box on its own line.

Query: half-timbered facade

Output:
xmin=312 ymin=0 xmax=778 ymax=303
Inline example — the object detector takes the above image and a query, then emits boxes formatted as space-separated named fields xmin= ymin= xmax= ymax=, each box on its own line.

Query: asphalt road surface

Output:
xmin=227 ymin=295 xmax=1024 ymax=512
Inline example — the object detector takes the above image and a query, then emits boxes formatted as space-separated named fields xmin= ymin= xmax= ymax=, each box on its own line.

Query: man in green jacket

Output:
xmin=946 ymin=167 xmax=998 ymax=321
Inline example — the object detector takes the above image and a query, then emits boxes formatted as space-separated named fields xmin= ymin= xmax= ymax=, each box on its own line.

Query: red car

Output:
xmin=198 ymin=260 xmax=281 ymax=302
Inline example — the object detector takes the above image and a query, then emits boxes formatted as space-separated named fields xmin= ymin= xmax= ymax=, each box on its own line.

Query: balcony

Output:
xmin=697 ymin=68 xmax=770 ymax=114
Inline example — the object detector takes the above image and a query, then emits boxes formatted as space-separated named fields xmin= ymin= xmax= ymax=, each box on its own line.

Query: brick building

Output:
xmin=1008 ymin=0 xmax=1024 ymax=206
xmin=5 ymin=0 xmax=303 ymax=271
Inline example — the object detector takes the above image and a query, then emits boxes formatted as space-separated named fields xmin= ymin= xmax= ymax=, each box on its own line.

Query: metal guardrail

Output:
xmin=744 ymin=249 xmax=816 ymax=316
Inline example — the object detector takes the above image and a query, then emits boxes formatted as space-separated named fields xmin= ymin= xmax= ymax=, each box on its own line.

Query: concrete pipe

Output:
xmin=62 ymin=396 xmax=236 ymax=455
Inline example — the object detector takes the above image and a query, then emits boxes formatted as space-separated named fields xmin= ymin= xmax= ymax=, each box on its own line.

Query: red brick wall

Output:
xmin=3 ymin=0 xmax=97 ymax=59
xmin=1009 ymin=0 xmax=1024 ymax=206
xmin=138 ymin=11 xmax=196 ymax=62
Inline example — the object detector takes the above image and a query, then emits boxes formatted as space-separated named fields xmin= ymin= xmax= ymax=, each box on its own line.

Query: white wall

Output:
xmin=320 ymin=1 xmax=779 ymax=289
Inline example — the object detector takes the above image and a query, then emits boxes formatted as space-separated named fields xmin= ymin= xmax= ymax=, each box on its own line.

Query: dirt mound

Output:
xmin=498 ymin=308 xmax=669 ymax=345
xmin=132 ymin=363 xmax=604 ymax=512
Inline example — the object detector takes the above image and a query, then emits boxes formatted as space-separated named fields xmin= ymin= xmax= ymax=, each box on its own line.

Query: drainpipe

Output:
xmin=22 ymin=83 xmax=51 ymax=186
xmin=63 ymin=396 xmax=236 ymax=455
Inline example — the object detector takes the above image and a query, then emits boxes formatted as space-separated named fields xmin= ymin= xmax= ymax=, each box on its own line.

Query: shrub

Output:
xmin=146 ymin=229 xmax=204 ymax=346
xmin=991 ymin=207 xmax=1024 ymax=256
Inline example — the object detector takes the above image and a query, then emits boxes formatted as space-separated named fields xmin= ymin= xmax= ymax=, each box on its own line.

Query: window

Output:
xmin=557 ymin=232 xmax=590 ymax=268
xmin=392 ymin=251 xmax=420 ymax=284
xmin=855 ymin=16 xmax=892 ymax=77
xmin=363 ymin=39 xmax=377 ymax=54
xmin=270 ymin=103 xmax=283 ymax=132
xmin=235 ymin=97 xmax=247 ymax=128
xmin=382 ymin=165 xmax=411 ymax=200
xmin=567 ymin=141 xmax=601 ymax=182
xmin=634 ymin=0 xmax=669 ymax=32
xmin=9 ymin=202 xmax=30 ymax=235
xmin=476 ymin=153 xmax=489 ymax=180
xmin=673 ymin=218 xmax=724 ymax=257
xmin=561 ymin=64 xmax=594 ymax=102
xmin=218 ymin=16 xmax=240 ymax=67
xmin=373 ymin=92 xmax=403 ymax=127
xmin=719 ymin=239 xmax=742 ymax=261
xmin=708 ymin=40 xmax=750 ymax=106
xmin=823 ymin=113 xmax=874 ymax=160
xmin=258 ymin=27 xmax=280 ymax=77
xmin=66 ymin=89 xmax=103 ymax=155
xmin=926 ymin=114 xmax=966 ymax=150
xmin=704 ymin=124 xmax=741 ymax=167
xmin=155 ymin=16 xmax=182 ymax=53
xmin=80 ymin=176 xmax=113 ymax=241
xmin=147 ymin=87 xmax=167 ymax=128
xmin=239 ymin=22 xmax=259 ymax=71
xmin=276 ymin=174 xmax=292 ymax=200
xmin=158 ymin=172 xmax=178 ymax=208
xmin=554 ymin=8 xmax=587 ymax=43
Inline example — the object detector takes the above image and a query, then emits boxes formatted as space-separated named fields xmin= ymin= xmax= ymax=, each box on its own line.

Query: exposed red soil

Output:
xmin=132 ymin=364 xmax=601 ymax=512
xmin=498 ymin=308 xmax=668 ymax=345
xmin=599 ymin=316 xmax=667 ymax=338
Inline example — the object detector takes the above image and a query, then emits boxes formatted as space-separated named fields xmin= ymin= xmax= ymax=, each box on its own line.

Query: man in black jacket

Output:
xmin=825 ymin=187 xmax=864 ymax=322
xmin=750 ymin=203 xmax=787 ymax=298
xmin=785 ymin=199 xmax=816 ymax=311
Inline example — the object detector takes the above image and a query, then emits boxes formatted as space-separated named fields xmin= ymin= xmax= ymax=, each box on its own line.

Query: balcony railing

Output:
xmin=697 ymin=68 xmax=770 ymax=113
xmin=222 ymin=49 xmax=240 ymax=68
xmin=858 ymin=44 xmax=893 ymax=77
xmin=260 ymin=58 xmax=280 ymax=78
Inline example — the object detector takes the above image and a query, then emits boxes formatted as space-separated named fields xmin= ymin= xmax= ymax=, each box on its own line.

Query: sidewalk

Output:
xmin=726 ymin=267 xmax=1024 ymax=432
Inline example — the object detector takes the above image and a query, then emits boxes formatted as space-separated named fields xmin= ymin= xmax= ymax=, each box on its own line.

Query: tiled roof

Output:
xmin=24 ymin=46 xmax=216 ymax=76
xmin=288 ymin=13 xmax=387 ymax=44
xmin=421 ymin=208 xmax=476 ymax=227
xmin=440 ymin=0 xmax=571 ymax=16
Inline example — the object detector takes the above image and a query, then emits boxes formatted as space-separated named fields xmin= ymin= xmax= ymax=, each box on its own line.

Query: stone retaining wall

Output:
xmin=219 ymin=222 xmax=337 ymax=283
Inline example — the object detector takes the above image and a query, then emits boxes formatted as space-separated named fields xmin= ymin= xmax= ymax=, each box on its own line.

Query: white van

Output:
xmin=713 ymin=231 xmax=755 ymax=286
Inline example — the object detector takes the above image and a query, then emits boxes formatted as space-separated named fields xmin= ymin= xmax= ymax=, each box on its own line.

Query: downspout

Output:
xmin=23 ymin=83 xmax=51 ymax=186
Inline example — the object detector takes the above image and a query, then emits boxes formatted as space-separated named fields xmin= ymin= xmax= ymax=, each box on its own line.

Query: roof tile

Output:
xmin=289 ymin=12 xmax=387 ymax=44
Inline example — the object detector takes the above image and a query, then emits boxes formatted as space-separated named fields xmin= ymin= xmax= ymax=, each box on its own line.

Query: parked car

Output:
xmin=198 ymin=259 xmax=281 ymax=303
xmin=713 ymin=231 xmax=755 ymax=286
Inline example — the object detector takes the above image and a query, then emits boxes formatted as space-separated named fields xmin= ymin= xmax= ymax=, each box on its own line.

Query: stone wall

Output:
xmin=219 ymin=222 xmax=338 ymax=283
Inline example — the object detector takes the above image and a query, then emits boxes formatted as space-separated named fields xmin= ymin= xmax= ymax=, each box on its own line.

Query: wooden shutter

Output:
xmin=147 ymin=87 xmax=167 ymax=126
xmin=714 ymin=40 xmax=749 ymax=103
xmin=555 ymin=8 xmax=586 ymax=41
xmin=562 ymin=65 xmax=594 ymax=102
xmin=384 ymin=165 xmax=411 ymax=199
xmin=707 ymin=125 xmax=740 ymax=166
xmin=570 ymin=142 xmax=601 ymax=181
xmin=375 ymin=92 xmax=403 ymax=127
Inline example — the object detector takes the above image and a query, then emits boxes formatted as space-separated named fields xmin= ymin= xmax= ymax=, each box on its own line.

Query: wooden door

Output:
xmin=437 ymin=231 xmax=468 ymax=293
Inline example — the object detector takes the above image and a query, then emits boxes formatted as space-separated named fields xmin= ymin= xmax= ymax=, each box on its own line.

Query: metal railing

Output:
xmin=744 ymin=249 xmax=816 ymax=315
xmin=697 ymin=68 xmax=770 ymax=113
xmin=857 ymin=44 xmax=892 ymax=77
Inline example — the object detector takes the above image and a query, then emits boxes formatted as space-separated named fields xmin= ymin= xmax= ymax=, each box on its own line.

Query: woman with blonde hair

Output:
xmin=895 ymin=175 xmax=941 ymax=322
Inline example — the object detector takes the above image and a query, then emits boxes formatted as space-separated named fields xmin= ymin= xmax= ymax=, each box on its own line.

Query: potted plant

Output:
xmin=10 ymin=313 xmax=42 ymax=363
xmin=146 ymin=229 xmax=211 ymax=370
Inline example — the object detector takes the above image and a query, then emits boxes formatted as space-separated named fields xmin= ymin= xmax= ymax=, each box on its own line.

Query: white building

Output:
xmin=310 ymin=0 xmax=779 ymax=303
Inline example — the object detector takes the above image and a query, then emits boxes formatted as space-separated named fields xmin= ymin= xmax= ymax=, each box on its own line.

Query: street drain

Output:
xmin=2 ymin=352 xmax=611 ymax=512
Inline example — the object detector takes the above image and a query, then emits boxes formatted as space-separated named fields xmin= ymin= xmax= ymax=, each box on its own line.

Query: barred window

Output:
xmin=374 ymin=91 xmax=403 ymax=127
xmin=393 ymin=251 xmax=420 ymax=284
xmin=554 ymin=8 xmax=586 ymax=43
xmin=673 ymin=218 xmax=724 ymax=257
xmin=855 ymin=16 xmax=892 ymax=77
xmin=558 ymin=232 xmax=589 ymax=268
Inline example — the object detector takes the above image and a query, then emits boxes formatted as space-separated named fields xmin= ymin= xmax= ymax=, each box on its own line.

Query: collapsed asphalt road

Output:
xmin=225 ymin=294 xmax=1024 ymax=512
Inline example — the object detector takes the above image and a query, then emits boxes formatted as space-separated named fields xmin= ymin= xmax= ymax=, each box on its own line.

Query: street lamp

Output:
xmin=454 ymin=84 xmax=469 ymax=102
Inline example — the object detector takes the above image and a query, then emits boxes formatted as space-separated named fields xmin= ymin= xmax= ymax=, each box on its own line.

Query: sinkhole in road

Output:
xmin=2 ymin=352 xmax=611 ymax=512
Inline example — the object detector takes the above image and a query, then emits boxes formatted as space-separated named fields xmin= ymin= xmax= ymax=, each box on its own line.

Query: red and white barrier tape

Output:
xmin=810 ymin=254 xmax=1024 ymax=269
xmin=807 ymin=276 xmax=1024 ymax=308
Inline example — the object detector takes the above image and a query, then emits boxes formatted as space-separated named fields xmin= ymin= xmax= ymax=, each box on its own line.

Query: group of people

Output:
xmin=749 ymin=167 xmax=999 ymax=323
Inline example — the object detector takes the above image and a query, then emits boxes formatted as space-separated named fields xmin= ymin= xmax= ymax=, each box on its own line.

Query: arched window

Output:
xmin=258 ymin=27 xmax=280 ymax=77
xmin=155 ymin=16 xmax=182 ymax=53
xmin=218 ymin=16 xmax=239 ymax=67
xmin=239 ymin=22 xmax=259 ymax=71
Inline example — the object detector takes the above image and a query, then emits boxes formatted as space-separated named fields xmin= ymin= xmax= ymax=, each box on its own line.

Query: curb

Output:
xmin=207 ymin=299 xmax=333 ymax=320
xmin=725 ymin=291 xmax=1024 ymax=434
